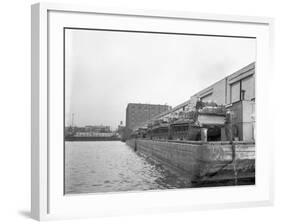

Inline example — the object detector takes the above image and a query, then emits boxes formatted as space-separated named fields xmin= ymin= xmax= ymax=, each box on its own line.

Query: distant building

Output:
xmin=126 ymin=103 xmax=171 ymax=130
xmin=84 ymin=125 xmax=111 ymax=133
xmin=117 ymin=121 xmax=125 ymax=133
xmin=116 ymin=121 xmax=126 ymax=141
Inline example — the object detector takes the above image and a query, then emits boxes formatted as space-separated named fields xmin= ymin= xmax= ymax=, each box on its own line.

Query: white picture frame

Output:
xmin=31 ymin=2 xmax=274 ymax=221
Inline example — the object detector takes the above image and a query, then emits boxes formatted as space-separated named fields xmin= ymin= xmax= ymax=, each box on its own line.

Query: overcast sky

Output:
xmin=65 ymin=29 xmax=256 ymax=129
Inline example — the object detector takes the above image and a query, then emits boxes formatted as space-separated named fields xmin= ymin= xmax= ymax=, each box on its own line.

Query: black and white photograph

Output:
xmin=64 ymin=28 xmax=256 ymax=195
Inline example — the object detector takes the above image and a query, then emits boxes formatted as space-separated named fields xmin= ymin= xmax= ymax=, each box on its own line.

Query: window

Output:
xmin=201 ymin=93 xmax=212 ymax=102
xmin=230 ymin=75 xmax=254 ymax=103
xmin=241 ymin=76 xmax=254 ymax=101
xmin=231 ymin=81 xmax=240 ymax=103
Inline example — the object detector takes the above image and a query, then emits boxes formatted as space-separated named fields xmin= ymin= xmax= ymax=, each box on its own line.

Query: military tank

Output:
xmin=139 ymin=100 xmax=227 ymax=141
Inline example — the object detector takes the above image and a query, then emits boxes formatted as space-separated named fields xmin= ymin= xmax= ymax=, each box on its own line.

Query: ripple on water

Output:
xmin=65 ymin=141 xmax=192 ymax=194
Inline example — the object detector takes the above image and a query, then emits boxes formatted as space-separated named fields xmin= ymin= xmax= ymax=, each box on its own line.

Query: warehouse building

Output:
xmin=190 ymin=62 xmax=255 ymax=141
xmin=135 ymin=62 xmax=255 ymax=141
xmin=190 ymin=62 xmax=255 ymax=105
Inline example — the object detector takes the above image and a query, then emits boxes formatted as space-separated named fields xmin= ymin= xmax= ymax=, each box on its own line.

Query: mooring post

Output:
xmin=134 ymin=139 xmax=137 ymax=151
xmin=201 ymin=128 xmax=208 ymax=142
xmin=232 ymin=143 xmax=238 ymax=185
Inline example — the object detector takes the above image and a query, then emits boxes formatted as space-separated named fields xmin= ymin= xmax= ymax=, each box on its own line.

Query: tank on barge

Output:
xmin=127 ymin=100 xmax=255 ymax=186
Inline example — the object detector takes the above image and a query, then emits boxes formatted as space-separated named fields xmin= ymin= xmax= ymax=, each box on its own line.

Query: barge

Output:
xmin=126 ymin=139 xmax=255 ymax=185
xmin=126 ymin=100 xmax=255 ymax=185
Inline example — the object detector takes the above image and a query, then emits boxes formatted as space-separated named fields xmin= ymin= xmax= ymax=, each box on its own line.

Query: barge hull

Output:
xmin=126 ymin=139 xmax=255 ymax=185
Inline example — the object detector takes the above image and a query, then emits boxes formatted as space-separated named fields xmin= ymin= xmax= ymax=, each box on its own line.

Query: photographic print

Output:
xmin=64 ymin=28 xmax=256 ymax=195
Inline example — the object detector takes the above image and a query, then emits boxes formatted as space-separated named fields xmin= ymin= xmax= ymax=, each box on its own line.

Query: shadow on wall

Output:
xmin=18 ymin=210 xmax=32 ymax=219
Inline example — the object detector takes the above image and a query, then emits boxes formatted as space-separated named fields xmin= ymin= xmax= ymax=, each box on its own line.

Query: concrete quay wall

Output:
xmin=126 ymin=139 xmax=255 ymax=182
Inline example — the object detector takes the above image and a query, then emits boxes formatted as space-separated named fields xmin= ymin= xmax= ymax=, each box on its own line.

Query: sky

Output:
xmin=65 ymin=29 xmax=256 ymax=130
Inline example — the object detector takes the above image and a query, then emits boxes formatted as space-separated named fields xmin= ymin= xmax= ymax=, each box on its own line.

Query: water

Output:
xmin=65 ymin=141 xmax=192 ymax=194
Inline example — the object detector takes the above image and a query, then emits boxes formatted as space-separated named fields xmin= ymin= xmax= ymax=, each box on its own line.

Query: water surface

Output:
xmin=65 ymin=141 xmax=192 ymax=194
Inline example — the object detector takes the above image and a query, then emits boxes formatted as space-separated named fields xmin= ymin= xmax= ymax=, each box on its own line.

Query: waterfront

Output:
xmin=65 ymin=141 xmax=192 ymax=194
xmin=63 ymin=31 xmax=256 ymax=194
